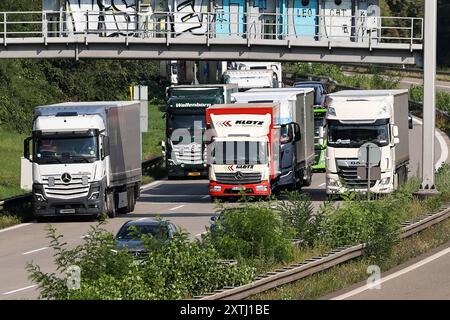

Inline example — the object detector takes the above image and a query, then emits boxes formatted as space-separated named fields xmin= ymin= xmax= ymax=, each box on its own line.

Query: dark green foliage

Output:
xmin=27 ymin=223 xmax=255 ymax=300
xmin=207 ymin=205 xmax=296 ymax=265
xmin=0 ymin=59 xmax=162 ymax=133
xmin=275 ymin=192 xmax=326 ymax=247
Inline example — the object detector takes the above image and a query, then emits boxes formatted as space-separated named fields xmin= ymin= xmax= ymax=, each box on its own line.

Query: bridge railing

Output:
xmin=0 ymin=11 xmax=423 ymax=49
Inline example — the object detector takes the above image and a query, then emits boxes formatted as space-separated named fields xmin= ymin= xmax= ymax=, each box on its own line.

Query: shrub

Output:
xmin=27 ymin=223 xmax=255 ymax=300
xmin=207 ymin=205 xmax=296 ymax=265
xmin=320 ymin=195 xmax=403 ymax=262
xmin=275 ymin=192 xmax=325 ymax=247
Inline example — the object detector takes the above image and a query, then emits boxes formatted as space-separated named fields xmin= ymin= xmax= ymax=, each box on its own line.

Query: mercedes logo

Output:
xmin=61 ymin=173 xmax=72 ymax=184
xmin=235 ymin=171 xmax=243 ymax=180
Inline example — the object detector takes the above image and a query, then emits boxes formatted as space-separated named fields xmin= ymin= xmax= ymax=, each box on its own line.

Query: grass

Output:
xmin=0 ymin=215 xmax=21 ymax=230
xmin=0 ymin=127 xmax=28 ymax=200
xmin=142 ymin=103 xmax=166 ymax=160
xmin=250 ymin=212 xmax=450 ymax=300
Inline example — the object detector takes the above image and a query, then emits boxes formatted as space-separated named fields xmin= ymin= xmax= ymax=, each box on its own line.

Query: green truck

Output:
xmin=163 ymin=84 xmax=238 ymax=179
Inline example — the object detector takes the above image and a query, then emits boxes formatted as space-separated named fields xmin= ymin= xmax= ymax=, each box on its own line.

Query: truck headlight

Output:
xmin=255 ymin=185 xmax=268 ymax=192
xmin=89 ymin=192 xmax=100 ymax=200
xmin=380 ymin=178 xmax=391 ymax=186
xmin=35 ymin=193 xmax=46 ymax=202
xmin=210 ymin=186 xmax=222 ymax=192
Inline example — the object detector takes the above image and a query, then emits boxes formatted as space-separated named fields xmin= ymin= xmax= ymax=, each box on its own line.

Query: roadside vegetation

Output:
xmin=0 ymin=214 xmax=21 ymax=230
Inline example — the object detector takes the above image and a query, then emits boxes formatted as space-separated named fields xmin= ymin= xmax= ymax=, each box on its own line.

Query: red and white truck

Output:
xmin=206 ymin=103 xmax=281 ymax=200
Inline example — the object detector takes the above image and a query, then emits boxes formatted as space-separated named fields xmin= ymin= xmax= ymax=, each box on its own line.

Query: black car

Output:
xmin=115 ymin=219 xmax=177 ymax=255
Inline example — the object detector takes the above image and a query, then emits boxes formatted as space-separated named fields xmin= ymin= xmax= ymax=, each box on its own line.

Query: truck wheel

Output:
xmin=106 ymin=192 xmax=116 ymax=218
xmin=127 ymin=188 xmax=136 ymax=213
xmin=303 ymin=168 xmax=313 ymax=187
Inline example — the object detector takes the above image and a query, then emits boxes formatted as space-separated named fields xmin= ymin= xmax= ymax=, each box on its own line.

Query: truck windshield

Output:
xmin=210 ymin=141 xmax=268 ymax=165
xmin=168 ymin=114 xmax=205 ymax=145
xmin=34 ymin=135 xmax=99 ymax=164
xmin=327 ymin=120 xmax=390 ymax=148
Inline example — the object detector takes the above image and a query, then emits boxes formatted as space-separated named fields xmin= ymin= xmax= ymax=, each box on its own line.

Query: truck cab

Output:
xmin=165 ymin=84 xmax=238 ymax=179
xmin=206 ymin=103 xmax=281 ymax=199
xmin=325 ymin=90 xmax=410 ymax=195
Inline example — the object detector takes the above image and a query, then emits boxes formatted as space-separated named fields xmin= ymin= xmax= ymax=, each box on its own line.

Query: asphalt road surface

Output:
xmin=328 ymin=240 xmax=450 ymax=300
xmin=0 ymin=121 xmax=448 ymax=300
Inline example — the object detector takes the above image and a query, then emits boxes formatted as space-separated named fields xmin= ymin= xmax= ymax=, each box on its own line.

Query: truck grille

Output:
xmin=337 ymin=159 xmax=376 ymax=189
xmin=43 ymin=175 xmax=90 ymax=199
xmin=173 ymin=144 xmax=204 ymax=165
xmin=215 ymin=172 xmax=262 ymax=185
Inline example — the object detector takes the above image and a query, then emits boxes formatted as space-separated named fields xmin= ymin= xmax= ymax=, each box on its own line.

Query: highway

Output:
xmin=329 ymin=241 xmax=450 ymax=300
xmin=0 ymin=120 xmax=448 ymax=300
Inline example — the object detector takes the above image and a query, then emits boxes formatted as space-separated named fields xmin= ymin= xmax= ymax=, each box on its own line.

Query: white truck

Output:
xmin=223 ymin=62 xmax=282 ymax=91
xmin=325 ymin=90 xmax=410 ymax=195
xmin=232 ymin=89 xmax=315 ymax=190
xmin=22 ymin=102 xmax=142 ymax=220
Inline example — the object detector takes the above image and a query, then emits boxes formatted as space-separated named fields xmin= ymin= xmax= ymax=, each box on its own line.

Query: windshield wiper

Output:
xmin=64 ymin=155 xmax=94 ymax=163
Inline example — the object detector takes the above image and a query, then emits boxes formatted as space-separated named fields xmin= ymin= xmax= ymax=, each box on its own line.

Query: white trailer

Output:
xmin=232 ymin=89 xmax=315 ymax=188
xmin=325 ymin=90 xmax=410 ymax=195
xmin=23 ymin=102 xmax=142 ymax=220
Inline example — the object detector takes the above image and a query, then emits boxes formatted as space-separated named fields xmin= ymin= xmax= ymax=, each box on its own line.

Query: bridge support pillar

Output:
xmin=416 ymin=0 xmax=441 ymax=198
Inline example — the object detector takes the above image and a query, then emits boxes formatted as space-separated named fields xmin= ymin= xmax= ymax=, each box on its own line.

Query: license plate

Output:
xmin=60 ymin=209 xmax=75 ymax=214
xmin=188 ymin=172 xmax=201 ymax=177
xmin=232 ymin=186 xmax=246 ymax=191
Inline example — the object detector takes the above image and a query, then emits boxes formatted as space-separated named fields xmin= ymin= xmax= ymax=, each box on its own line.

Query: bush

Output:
xmin=320 ymin=195 xmax=403 ymax=262
xmin=27 ymin=223 xmax=255 ymax=300
xmin=275 ymin=192 xmax=325 ymax=247
xmin=207 ymin=205 xmax=296 ymax=265
xmin=0 ymin=214 xmax=21 ymax=230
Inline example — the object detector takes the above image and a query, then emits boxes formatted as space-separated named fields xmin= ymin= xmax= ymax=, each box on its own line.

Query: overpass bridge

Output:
xmin=0 ymin=10 xmax=423 ymax=64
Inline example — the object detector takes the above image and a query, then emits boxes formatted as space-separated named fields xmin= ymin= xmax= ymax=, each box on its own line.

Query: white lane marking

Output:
xmin=2 ymin=285 xmax=37 ymax=295
xmin=318 ymin=183 xmax=326 ymax=188
xmin=22 ymin=247 xmax=48 ymax=255
xmin=140 ymin=179 xmax=165 ymax=192
xmin=136 ymin=218 xmax=147 ymax=221
xmin=0 ymin=223 xmax=32 ymax=234
xmin=332 ymin=247 xmax=450 ymax=300
xmin=168 ymin=205 xmax=185 ymax=211
xmin=413 ymin=117 xmax=449 ymax=169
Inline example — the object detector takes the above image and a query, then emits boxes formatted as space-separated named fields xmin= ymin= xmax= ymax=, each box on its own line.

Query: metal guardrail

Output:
xmin=196 ymin=203 xmax=450 ymax=300
xmin=0 ymin=156 xmax=165 ymax=214
xmin=338 ymin=63 xmax=450 ymax=77
xmin=0 ymin=11 xmax=423 ymax=50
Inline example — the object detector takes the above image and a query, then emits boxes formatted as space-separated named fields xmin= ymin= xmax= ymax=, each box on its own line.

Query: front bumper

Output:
xmin=33 ymin=196 xmax=104 ymax=217
xmin=326 ymin=172 xmax=394 ymax=195
xmin=209 ymin=181 xmax=271 ymax=197
xmin=167 ymin=163 xmax=207 ymax=178
xmin=33 ymin=182 xmax=105 ymax=217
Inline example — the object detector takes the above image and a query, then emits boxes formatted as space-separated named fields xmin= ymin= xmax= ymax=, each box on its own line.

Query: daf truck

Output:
xmin=23 ymin=102 xmax=142 ymax=220
xmin=325 ymin=90 xmax=410 ymax=195
xmin=164 ymin=84 xmax=238 ymax=179
xmin=206 ymin=103 xmax=281 ymax=200
xmin=232 ymin=89 xmax=315 ymax=190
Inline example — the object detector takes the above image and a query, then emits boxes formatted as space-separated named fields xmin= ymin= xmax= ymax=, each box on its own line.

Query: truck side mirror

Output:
xmin=393 ymin=125 xmax=399 ymax=138
xmin=293 ymin=123 xmax=301 ymax=142
xmin=102 ymin=136 xmax=110 ymax=159
xmin=24 ymin=137 xmax=32 ymax=162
